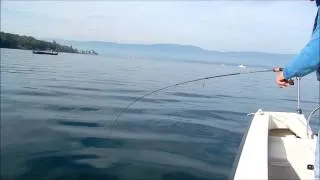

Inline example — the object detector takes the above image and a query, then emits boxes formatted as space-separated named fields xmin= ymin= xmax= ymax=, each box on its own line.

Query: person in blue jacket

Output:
xmin=276 ymin=1 xmax=319 ymax=179
xmin=276 ymin=0 xmax=319 ymax=87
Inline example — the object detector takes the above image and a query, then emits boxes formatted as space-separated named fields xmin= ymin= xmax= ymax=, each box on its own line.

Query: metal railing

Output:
xmin=307 ymin=105 xmax=320 ymax=139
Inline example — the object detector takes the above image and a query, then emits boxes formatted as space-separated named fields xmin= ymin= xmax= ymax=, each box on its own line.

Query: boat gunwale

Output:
xmin=228 ymin=114 xmax=254 ymax=180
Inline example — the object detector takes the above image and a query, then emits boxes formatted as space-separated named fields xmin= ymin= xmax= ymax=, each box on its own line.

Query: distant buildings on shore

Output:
xmin=76 ymin=49 xmax=98 ymax=55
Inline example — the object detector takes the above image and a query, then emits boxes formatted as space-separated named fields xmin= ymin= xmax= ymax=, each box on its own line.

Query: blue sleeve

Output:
xmin=283 ymin=9 xmax=320 ymax=79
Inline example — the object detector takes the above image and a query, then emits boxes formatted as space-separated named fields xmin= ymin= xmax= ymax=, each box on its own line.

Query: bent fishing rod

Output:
xmin=109 ymin=67 xmax=292 ymax=134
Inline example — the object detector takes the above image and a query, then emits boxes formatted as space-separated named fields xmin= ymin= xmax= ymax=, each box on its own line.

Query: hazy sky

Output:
xmin=1 ymin=1 xmax=318 ymax=53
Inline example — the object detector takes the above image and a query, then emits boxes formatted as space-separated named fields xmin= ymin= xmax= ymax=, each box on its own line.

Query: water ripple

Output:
xmin=16 ymin=90 xmax=69 ymax=97
xmin=43 ymin=105 xmax=100 ymax=112
xmin=56 ymin=120 xmax=102 ymax=128
xmin=78 ymin=137 xmax=124 ymax=148
xmin=105 ymin=95 xmax=181 ymax=104
xmin=171 ymin=92 xmax=213 ymax=99
xmin=47 ymin=85 xmax=104 ymax=92
xmin=165 ymin=109 xmax=246 ymax=122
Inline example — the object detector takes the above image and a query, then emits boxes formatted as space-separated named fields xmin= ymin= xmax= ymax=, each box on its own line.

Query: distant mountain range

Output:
xmin=43 ymin=38 xmax=296 ymax=67
xmin=42 ymin=38 xmax=210 ymax=54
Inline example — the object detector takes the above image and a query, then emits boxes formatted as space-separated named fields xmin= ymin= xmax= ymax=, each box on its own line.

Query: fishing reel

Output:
xmin=272 ymin=67 xmax=295 ymax=85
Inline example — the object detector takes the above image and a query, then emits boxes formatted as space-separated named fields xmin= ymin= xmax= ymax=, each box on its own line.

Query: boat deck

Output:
xmin=268 ymin=131 xmax=316 ymax=179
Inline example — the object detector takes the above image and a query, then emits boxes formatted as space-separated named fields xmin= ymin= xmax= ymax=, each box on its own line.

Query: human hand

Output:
xmin=276 ymin=71 xmax=291 ymax=88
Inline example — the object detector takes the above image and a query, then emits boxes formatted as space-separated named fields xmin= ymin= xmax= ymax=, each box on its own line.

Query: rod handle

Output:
xmin=272 ymin=67 xmax=283 ymax=72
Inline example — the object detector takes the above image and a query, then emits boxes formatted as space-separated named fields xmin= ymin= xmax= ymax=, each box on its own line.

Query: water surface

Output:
xmin=1 ymin=48 xmax=319 ymax=180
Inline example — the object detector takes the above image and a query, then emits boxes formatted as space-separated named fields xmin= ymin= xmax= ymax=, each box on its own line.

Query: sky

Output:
xmin=1 ymin=1 xmax=319 ymax=54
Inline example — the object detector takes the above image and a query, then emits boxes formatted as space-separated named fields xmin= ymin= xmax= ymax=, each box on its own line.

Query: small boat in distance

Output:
xmin=32 ymin=50 xmax=58 ymax=55
xmin=238 ymin=64 xmax=246 ymax=68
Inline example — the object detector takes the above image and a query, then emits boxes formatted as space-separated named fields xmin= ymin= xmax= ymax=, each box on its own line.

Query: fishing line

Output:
xmin=108 ymin=68 xmax=281 ymax=135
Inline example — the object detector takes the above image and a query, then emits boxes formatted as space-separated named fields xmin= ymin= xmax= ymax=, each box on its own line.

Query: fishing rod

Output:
xmin=109 ymin=67 xmax=292 ymax=134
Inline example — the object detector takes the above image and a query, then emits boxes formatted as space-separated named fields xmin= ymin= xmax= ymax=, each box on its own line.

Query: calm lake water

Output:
xmin=1 ymin=48 xmax=319 ymax=180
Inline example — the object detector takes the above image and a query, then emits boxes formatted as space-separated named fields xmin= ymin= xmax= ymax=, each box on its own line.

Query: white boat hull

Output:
xmin=231 ymin=109 xmax=318 ymax=180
